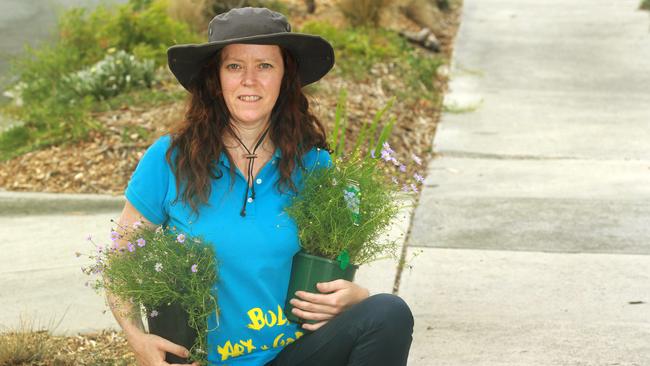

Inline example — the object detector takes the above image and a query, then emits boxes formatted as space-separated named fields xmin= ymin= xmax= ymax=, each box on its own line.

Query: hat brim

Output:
xmin=167 ymin=32 xmax=335 ymax=91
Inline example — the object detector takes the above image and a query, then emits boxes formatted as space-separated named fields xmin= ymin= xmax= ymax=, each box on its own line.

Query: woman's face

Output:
xmin=219 ymin=44 xmax=285 ymax=127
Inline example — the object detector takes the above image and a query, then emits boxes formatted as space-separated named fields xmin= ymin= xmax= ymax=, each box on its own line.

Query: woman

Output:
xmin=111 ymin=7 xmax=413 ymax=366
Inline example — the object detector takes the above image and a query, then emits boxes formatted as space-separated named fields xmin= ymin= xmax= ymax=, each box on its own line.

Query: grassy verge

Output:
xmin=0 ymin=329 xmax=134 ymax=365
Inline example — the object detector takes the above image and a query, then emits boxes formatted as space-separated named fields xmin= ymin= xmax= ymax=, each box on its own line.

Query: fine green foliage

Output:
xmin=286 ymin=155 xmax=401 ymax=265
xmin=337 ymin=0 xmax=393 ymax=27
xmin=63 ymin=50 xmax=156 ymax=101
xmin=82 ymin=224 xmax=218 ymax=363
xmin=286 ymin=93 xmax=424 ymax=266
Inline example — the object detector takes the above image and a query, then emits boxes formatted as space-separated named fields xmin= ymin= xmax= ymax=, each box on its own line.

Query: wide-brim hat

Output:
xmin=167 ymin=7 xmax=335 ymax=91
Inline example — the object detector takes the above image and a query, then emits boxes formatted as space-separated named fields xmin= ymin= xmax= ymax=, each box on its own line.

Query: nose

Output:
xmin=241 ymin=67 xmax=257 ymax=86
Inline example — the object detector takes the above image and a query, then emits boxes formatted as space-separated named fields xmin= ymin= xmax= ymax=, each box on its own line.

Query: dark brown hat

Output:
xmin=167 ymin=7 xmax=335 ymax=91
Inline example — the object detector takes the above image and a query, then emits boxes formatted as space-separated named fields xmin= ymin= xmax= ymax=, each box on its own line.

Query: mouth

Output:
xmin=238 ymin=95 xmax=262 ymax=102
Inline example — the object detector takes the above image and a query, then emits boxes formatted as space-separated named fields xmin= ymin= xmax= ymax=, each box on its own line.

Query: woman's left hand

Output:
xmin=289 ymin=279 xmax=370 ymax=331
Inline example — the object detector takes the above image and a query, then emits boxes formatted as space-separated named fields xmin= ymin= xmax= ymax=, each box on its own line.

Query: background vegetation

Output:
xmin=0 ymin=0 xmax=446 ymax=162
xmin=641 ymin=0 xmax=650 ymax=10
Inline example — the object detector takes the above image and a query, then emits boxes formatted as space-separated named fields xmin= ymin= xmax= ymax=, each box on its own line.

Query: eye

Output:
xmin=225 ymin=63 xmax=241 ymax=70
xmin=259 ymin=63 xmax=273 ymax=69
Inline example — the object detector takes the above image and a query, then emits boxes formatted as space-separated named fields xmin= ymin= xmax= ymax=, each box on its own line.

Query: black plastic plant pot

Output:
xmin=146 ymin=302 xmax=197 ymax=364
xmin=284 ymin=251 xmax=358 ymax=324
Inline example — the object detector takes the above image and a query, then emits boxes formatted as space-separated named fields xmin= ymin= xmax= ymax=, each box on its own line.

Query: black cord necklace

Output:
xmin=230 ymin=125 xmax=272 ymax=217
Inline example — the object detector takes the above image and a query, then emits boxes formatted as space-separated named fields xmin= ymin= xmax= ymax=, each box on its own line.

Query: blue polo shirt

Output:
xmin=125 ymin=135 xmax=332 ymax=365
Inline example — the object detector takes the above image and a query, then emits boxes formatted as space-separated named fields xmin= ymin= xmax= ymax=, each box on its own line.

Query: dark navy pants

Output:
xmin=267 ymin=294 xmax=414 ymax=366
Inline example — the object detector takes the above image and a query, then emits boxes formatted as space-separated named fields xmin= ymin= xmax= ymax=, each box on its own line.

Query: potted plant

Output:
xmin=81 ymin=223 xmax=218 ymax=364
xmin=284 ymin=92 xmax=424 ymax=323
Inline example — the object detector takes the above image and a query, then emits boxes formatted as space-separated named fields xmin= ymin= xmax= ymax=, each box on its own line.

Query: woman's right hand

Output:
xmin=127 ymin=331 xmax=198 ymax=366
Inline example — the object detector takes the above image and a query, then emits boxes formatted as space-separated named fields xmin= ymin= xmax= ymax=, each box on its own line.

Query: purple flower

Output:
xmin=382 ymin=142 xmax=394 ymax=154
xmin=370 ymin=149 xmax=376 ymax=158
xmin=110 ymin=230 xmax=120 ymax=241
xmin=402 ymin=184 xmax=410 ymax=192
xmin=155 ymin=263 xmax=163 ymax=272
xmin=191 ymin=264 xmax=198 ymax=273
xmin=150 ymin=310 xmax=159 ymax=318
xmin=414 ymin=173 xmax=425 ymax=184
xmin=132 ymin=221 xmax=142 ymax=229
xmin=136 ymin=238 xmax=146 ymax=247
xmin=399 ymin=164 xmax=406 ymax=173
xmin=381 ymin=149 xmax=392 ymax=162
xmin=410 ymin=183 xmax=419 ymax=193
xmin=127 ymin=242 xmax=135 ymax=252
xmin=176 ymin=234 xmax=186 ymax=244
xmin=411 ymin=154 xmax=422 ymax=165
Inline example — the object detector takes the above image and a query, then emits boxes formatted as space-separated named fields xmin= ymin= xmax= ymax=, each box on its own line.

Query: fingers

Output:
xmin=302 ymin=320 xmax=327 ymax=331
xmin=289 ymin=297 xmax=338 ymax=315
xmin=291 ymin=305 xmax=335 ymax=322
xmin=315 ymin=279 xmax=349 ymax=293
xmin=156 ymin=337 xmax=190 ymax=359
xmin=294 ymin=290 xmax=340 ymax=308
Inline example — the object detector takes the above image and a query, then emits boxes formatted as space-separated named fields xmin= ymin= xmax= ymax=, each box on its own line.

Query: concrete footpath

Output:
xmin=400 ymin=0 xmax=650 ymax=365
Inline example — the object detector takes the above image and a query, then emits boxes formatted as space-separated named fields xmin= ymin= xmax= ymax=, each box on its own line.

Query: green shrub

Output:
xmin=63 ymin=50 xmax=156 ymax=101
xmin=641 ymin=0 xmax=650 ymax=10
xmin=299 ymin=21 xmax=444 ymax=100
xmin=337 ymin=0 xmax=392 ymax=27
xmin=300 ymin=21 xmax=402 ymax=80
xmin=436 ymin=0 xmax=451 ymax=11
xmin=207 ymin=0 xmax=289 ymax=16
xmin=107 ymin=1 xmax=200 ymax=65
xmin=0 ymin=0 xmax=198 ymax=161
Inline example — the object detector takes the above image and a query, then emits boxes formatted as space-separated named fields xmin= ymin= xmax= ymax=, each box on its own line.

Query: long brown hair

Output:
xmin=166 ymin=46 xmax=329 ymax=215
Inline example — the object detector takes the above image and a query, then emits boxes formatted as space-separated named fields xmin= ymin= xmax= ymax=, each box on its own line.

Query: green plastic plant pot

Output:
xmin=284 ymin=251 xmax=358 ymax=324
xmin=147 ymin=302 xmax=196 ymax=364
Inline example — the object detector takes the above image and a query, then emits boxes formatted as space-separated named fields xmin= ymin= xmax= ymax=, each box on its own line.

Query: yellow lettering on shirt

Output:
xmin=247 ymin=307 xmax=265 ymax=330
xmin=216 ymin=339 xmax=256 ymax=361
xmin=247 ymin=305 xmax=290 ymax=330
xmin=272 ymin=331 xmax=304 ymax=348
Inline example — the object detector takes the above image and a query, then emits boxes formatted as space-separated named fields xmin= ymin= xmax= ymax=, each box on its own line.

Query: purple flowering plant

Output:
xmin=81 ymin=223 xmax=217 ymax=363
xmin=286 ymin=91 xmax=425 ymax=266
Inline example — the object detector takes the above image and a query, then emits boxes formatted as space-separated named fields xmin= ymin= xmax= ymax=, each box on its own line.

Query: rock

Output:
xmin=400 ymin=27 xmax=441 ymax=52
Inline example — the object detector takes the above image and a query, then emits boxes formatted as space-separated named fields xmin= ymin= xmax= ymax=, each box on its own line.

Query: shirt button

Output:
xmin=256 ymin=178 xmax=262 ymax=184
xmin=247 ymin=197 xmax=254 ymax=203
